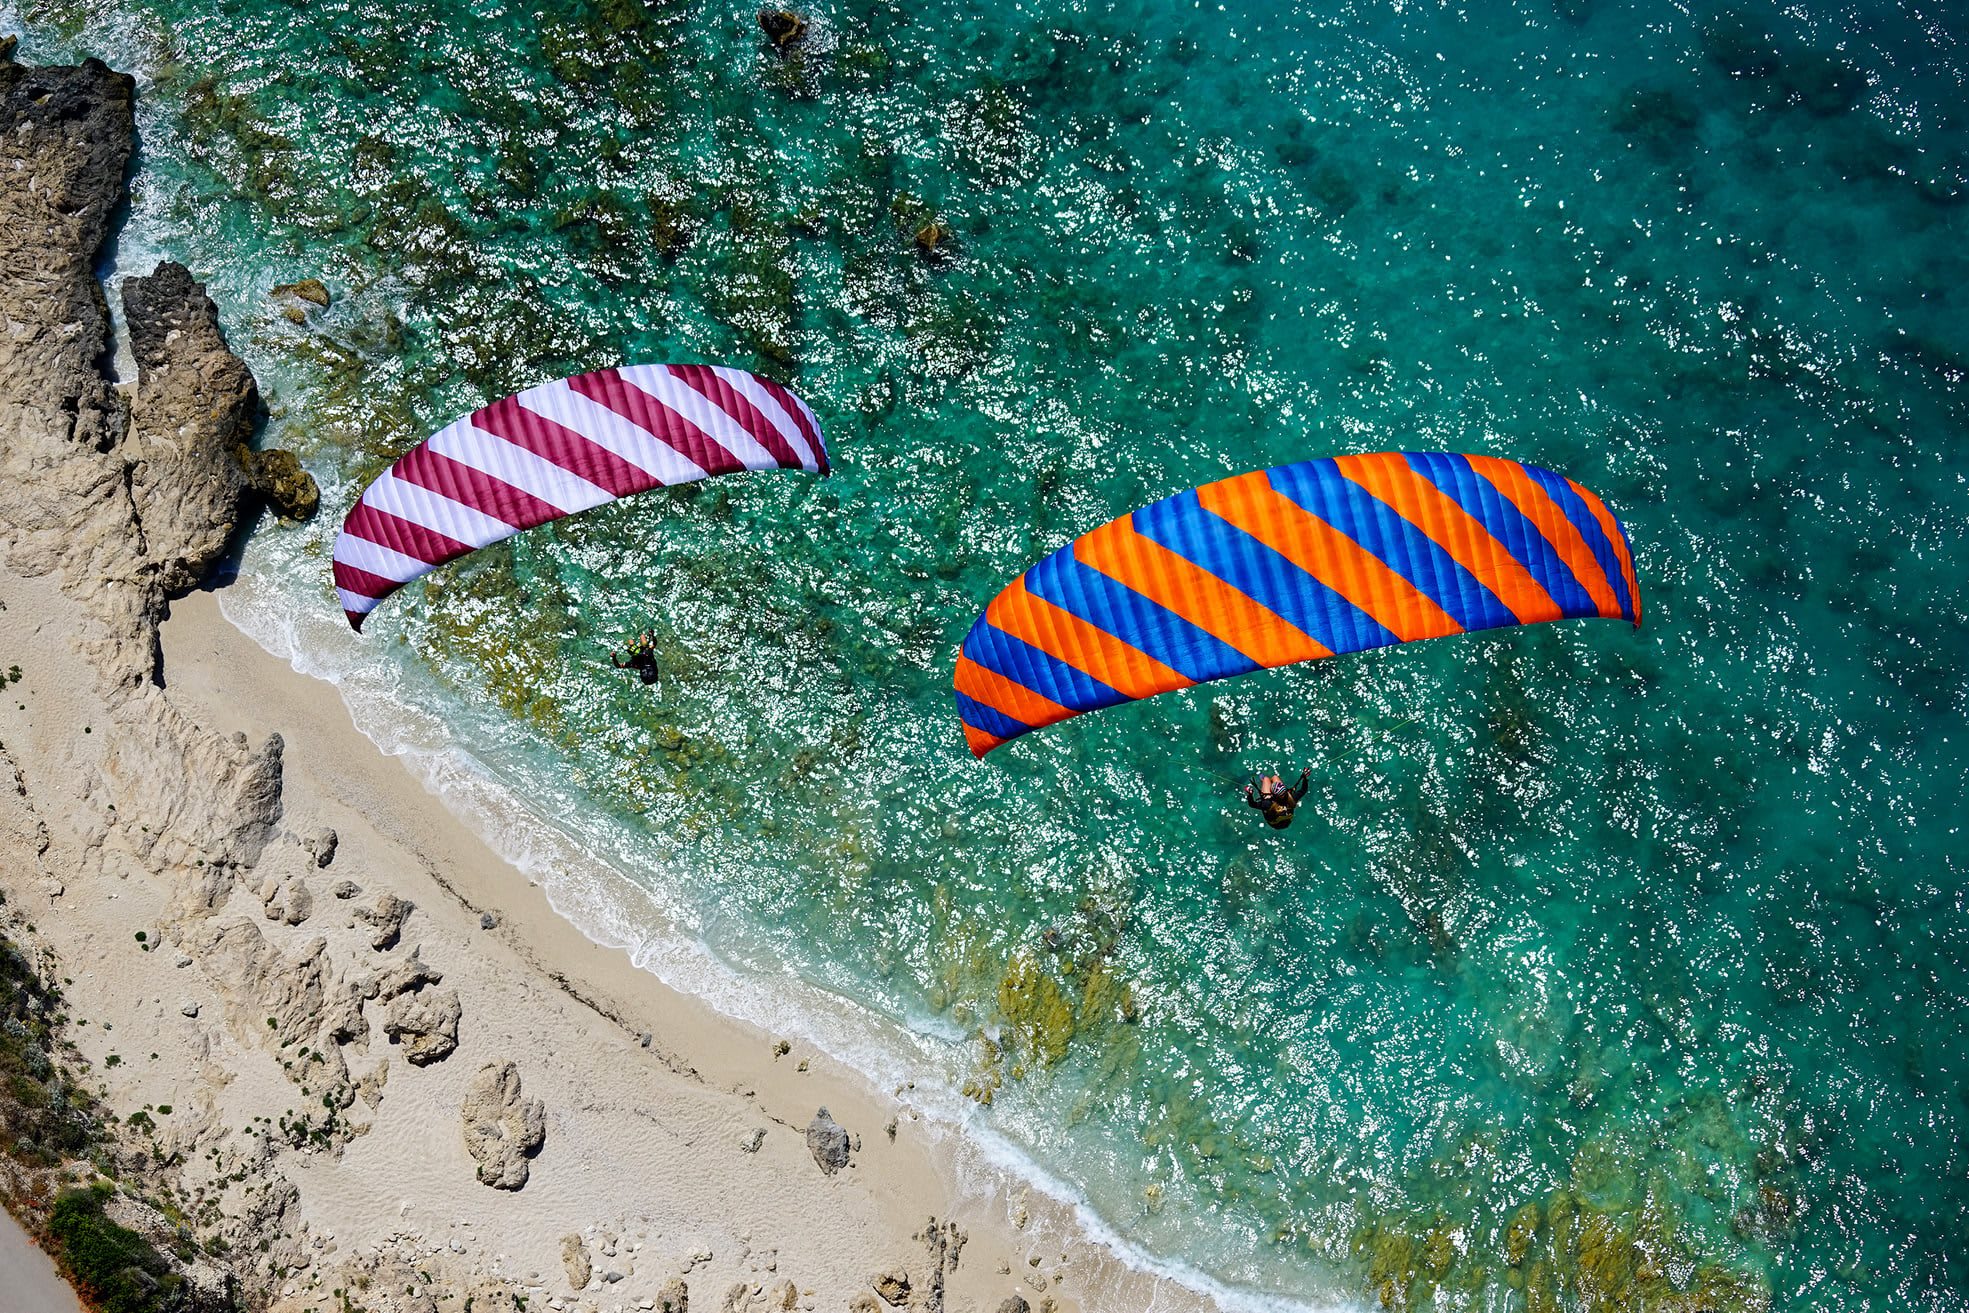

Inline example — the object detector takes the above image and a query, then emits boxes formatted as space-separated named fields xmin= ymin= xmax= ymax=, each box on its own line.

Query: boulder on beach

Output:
xmin=872 ymin=1266 xmax=909 ymax=1306
xmin=461 ymin=1061 xmax=545 ymax=1189
xmin=655 ymin=1275 xmax=688 ymax=1312
xmin=560 ymin=1233 xmax=592 ymax=1290
xmin=384 ymin=982 xmax=461 ymax=1065
xmin=355 ymin=892 xmax=413 ymax=949
xmin=806 ymin=1106 xmax=851 ymax=1174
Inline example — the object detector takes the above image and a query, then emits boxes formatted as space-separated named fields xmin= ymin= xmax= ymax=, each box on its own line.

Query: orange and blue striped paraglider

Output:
xmin=952 ymin=452 xmax=1640 ymax=757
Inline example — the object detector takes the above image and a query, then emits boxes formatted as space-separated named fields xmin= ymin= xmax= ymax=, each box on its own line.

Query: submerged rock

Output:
xmin=271 ymin=278 xmax=331 ymax=308
xmin=806 ymin=1106 xmax=850 ymax=1174
xmin=757 ymin=9 xmax=807 ymax=50
xmin=461 ymin=1061 xmax=546 ymax=1189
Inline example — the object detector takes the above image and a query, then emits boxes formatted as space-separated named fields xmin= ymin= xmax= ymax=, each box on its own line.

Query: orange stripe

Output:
xmin=961 ymin=722 xmax=1005 ymax=757
xmin=1071 ymin=516 xmax=1330 ymax=669
xmin=1463 ymin=456 xmax=1624 ymax=619
xmin=1568 ymin=478 xmax=1642 ymax=627
xmin=984 ymin=575 xmax=1192 ymax=704
xmin=953 ymin=653 xmax=1075 ymax=734
xmin=1197 ymin=472 xmax=1462 ymax=645
xmin=1331 ymin=453 xmax=1563 ymax=625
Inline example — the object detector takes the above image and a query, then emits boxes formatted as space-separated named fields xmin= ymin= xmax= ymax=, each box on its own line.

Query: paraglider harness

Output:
xmin=611 ymin=630 xmax=661 ymax=686
xmin=1245 ymin=770 xmax=1310 ymax=830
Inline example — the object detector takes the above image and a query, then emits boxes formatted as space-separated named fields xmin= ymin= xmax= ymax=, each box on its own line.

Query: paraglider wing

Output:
xmin=952 ymin=452 xmax=1639 ymax=757
xmin=332 ymin=365 xmax=827 ymax=630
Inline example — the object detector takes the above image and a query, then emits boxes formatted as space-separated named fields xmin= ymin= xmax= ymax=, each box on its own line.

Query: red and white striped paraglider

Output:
xmin=331 ymin=364 xmax=828 ymax=630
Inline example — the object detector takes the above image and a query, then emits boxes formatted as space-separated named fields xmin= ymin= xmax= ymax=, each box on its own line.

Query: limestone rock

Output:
xmin=848 ymin=1297 xmax=879 ymax=1313
xmin=368 ymin=946 xmax=442 ymax=1000
xmin=304 ymin=826 xmax=338 ymax=867
xmin=995 ymin=1299 xmax=1030 ymax=1313
xmin=461 ymin=1062 xmax=544 ymax=1189
xmin=655 ymin=1275 xmax=688 ymax=1313
xmin=355 ymin=892 xmax=413 ymax=949
xmin=806 ymin=1106 xmax=850 ymax=1174
xmin=261 ymin=872 xmax=313 ymax=925
xmin=330 ymin=878 xmax=361 ymax=899
xmin=384 ymin=985 xmax=460 ymax=1065
xmin=560 ymin=1234 xmax=591 ymax=1290
xmin=120 ymin=261 xmax=258 ymax=596
xmin=872 ymin=1267 xmax=909 ymax=1306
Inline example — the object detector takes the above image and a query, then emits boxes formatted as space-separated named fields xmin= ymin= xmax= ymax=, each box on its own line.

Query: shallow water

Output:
xmin=8 ymin=0 xmax=1968 ymax=1306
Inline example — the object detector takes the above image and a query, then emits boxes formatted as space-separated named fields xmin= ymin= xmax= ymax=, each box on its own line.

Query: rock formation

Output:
xmin=806 ymin=1105 xmax=850 ymax=1174
xmin=355 ymin=890 xmax=413 ymax=948
xmin=561 ymin=1233 xmax=592 ymax=1290
xmin=461 ymin=1061 xmax=546 ymax=1189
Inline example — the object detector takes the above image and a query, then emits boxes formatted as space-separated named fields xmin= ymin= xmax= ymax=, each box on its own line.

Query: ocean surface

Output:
xmin=8 ymin=0 xmax=1967 ymax=1306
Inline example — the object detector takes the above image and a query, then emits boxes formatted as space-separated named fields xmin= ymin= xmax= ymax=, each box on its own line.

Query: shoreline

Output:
xmin=154 ymin=584 xmax=1225 ymax=1312
xmin=205 ymin=576 xmax=1340 ymax=1313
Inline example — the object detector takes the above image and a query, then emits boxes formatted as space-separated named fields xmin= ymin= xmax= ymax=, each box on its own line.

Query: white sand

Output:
xmin=0 ymin=572 xmax=1222 ymax=1313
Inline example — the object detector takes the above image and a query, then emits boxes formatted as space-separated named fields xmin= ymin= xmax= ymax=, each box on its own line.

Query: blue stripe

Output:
xmin=1024 ymin=546 xmax=1259 ymax=686
xmin=961 ymin=619 xmax=1129 ymax=716
xmin=1132 ymin=491 xmax=1399 ymax=657
xmin=1265 ymin=459 xmax=1522 ymax=634
xmin=1519 ymin=464 xmax=1636 ymax=622
xmin=953 ymin=691 xmax=1029 ymax=741
xmin=1402 ymin=453 xmax=1599 ymax=618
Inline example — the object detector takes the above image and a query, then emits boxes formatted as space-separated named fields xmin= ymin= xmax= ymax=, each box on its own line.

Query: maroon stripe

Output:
xmin=565 ymin=368 xmax=744 ymax=477
xmin=333 ymin=558 xmax=403 ymax=601
xmin=750 ymin=374 xmax=827 ymax=473
xmin=665 ymin=364 xmax=804 ymax=469
xmin=394 ymin=443 xmax=562 ymax=531
xmin=342 ymin=500 xmax=475 ymax=567
xmin=472 ymin=394 xmax=658 ymax=499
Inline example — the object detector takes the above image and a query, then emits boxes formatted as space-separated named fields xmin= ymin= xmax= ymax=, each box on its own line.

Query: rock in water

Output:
xmin=236 ymin=446 xmax=320 ymax=521
xmin=560 ymin=1234 xmax=592 ymax=1290
xmin=757 ymin=9 xmax=807 ymax=49
xmin=806 ymin=1106 xmax=851 ymax=1174
xmin=270 ymin=278 xmax=332 ymax=308
xmin=461 ymin=1061 xmax=545 ymax=1189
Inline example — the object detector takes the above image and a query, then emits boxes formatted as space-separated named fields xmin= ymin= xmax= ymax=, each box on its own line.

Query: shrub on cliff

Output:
xmin=50 ymin=1184 xmax=187 ymax=1313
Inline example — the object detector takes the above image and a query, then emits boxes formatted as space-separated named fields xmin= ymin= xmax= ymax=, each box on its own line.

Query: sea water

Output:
xmin=6 ymin=0 xmax=1967 ymax=1307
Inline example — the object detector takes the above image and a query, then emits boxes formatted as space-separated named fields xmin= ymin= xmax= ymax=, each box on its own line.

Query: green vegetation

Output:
xmin=1 ymin=919 xmax=231 ymax=1311
xmin=49 ymin=1184 xmax=189 ymax=1313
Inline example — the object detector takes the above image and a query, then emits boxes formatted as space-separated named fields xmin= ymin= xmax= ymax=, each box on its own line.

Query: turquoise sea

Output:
xmin=8 ymin=0 xmax=1967 ymax=1306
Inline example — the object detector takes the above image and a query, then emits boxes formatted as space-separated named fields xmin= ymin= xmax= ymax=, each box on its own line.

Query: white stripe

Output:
xmin=361 ymin=468 xmax=517 ymax=548
xmin=617 ymin=365 xmax=778 ymax=472
xmin=425 ymin=418 xmax=614 ymax=518
xmin=515 ymin=379 xmax=711 ymax=485
xmin=333 ymin=531 xmax=437 ymax=585
xmin=338 ymin=588 xmax=382 ymax=616
xmin=714 ymin=368 xmax=821 ymax=471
